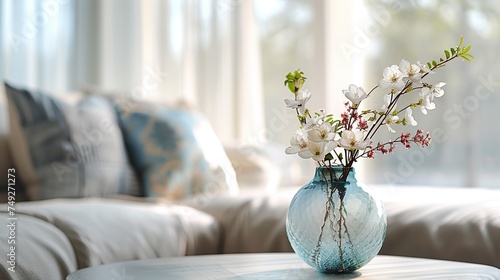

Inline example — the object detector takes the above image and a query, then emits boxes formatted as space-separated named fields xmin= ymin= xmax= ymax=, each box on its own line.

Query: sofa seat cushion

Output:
xmin=0 ymin=212 xmax=77 ymax=280
xmin=15 ymin=198 xmax=220 ymax=269
xmin=185 ymin=189 xmax=295 ymax=254
xmin=378 ymin=186 xmax=500 ymax=268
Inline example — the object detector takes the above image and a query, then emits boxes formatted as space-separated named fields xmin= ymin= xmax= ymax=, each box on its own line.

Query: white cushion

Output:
xmin=378 ymin=186 xmax=500 ymax=268
xmin=15 ymin=198 xmax=221 ymax=268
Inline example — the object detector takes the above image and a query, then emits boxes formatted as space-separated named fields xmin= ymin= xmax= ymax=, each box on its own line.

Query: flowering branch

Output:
xmin=284 ymin=36 xmax=473 ymax=180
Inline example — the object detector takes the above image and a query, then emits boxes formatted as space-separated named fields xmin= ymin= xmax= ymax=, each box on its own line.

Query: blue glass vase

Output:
xmin=286 ymin=166 xmax=387 ymax=273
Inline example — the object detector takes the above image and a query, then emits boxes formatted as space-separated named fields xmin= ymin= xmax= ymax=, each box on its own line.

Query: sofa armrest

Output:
xmin=0 ymin=212 xmax=77 ymax=280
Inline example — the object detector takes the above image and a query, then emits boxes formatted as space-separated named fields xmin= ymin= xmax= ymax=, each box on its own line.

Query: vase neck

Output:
xmin=313 ymin=166 xmax=356 ymax=183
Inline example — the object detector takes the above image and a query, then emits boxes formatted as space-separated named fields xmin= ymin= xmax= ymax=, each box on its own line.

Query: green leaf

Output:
xmin=458 ymin=35 xmax=464 ymax=49
xmin=444 ymin=50 xmax=450 ymax=59
xmin=432 ymin=60 xmax=437 ymax=67
xmin=459 ymin=45 xmax=472 ymax=55
xmin=450 ymin=47 xmax=456 ymax=56
xmin=324 ymin=153 xmax=334 ymax=161
xmin=427 ymin=62 xmax=432 ymax=69
xmin=284 ymin=69 xmax=307 ymax=93
xmin=461 ymin=54 xmax=473 ymax=62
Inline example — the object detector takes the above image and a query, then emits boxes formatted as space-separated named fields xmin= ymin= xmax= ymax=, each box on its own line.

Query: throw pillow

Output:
xmin=116 ymin=104 xmax=238 ymax=200
xmin=4 ymin=83 xmax=140 ymax=200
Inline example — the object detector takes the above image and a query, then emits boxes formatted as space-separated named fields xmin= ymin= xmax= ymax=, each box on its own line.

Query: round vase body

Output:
xmin=286 ymin=166 xmax=387 ymax=273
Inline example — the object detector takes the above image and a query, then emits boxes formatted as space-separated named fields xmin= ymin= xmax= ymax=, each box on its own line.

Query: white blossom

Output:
xmin=307 ymin=122 xmax=335 ymax=143
xmin=343 ymin=84 xmax=367 ymax=107
xmin=419 ymin=82 xmax=445 ymax=114
xmin=385 ymin=115 xmax=399 ymax=133
xmin=419 ymin=94 xmax=436 ymax=115
xmin=379 ymin=65 xmax=405 ymax=91
xmin=429 ymin=82 xmax=446 ymax=98
xmin=399 ymin=59 xmax=422 ymax=82
xmin=338 ymin=130 xmax=369 ymax=150
xmin=405 ymin=108 xmax=417 ymax=126
xmin=285 ymin=130 xmax=309 ymax=155
xmin=299 ymin=141 xmax=337 ymax=162
xmin=284 ymin=90 xmax=312 ymax=115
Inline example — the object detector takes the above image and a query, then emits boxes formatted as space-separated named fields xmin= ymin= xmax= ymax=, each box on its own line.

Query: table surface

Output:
xmin=67 ymin=253 xmax=500 ymax=280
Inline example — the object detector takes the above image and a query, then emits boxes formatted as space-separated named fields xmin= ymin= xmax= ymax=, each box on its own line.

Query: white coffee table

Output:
xmin=66 ymin=253 xmax=500 ymax=279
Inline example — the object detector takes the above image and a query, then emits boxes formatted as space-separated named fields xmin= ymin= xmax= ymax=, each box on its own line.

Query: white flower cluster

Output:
xmin=283 ymin=37 xmax=472 ymax=167
xmin=378 ymin=59 xmax=446 ymax=132
xmin=284 ymin=89 xmax=369 ymax=162
xmin=284 ymin=59 xmax=447 ymax=163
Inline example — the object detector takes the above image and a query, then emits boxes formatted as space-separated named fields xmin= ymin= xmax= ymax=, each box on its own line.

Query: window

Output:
xmin=255 ymin=0 xmax=499 ymax=188
xmin=361 ymin=0 xmax=500 ymax=188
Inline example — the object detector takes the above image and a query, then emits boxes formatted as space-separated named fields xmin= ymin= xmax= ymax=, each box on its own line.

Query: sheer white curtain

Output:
xmin=1 ymin=0 xmax=76 ymax=90
xmin=1 ymin=0 xmax=265 ymax=143
xmin=86 ymin=0 xmax=265 ymax=143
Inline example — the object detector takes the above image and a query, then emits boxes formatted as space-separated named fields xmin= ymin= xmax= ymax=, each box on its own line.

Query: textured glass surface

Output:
xmin=286 ymin=167 xmax=387 ymax=273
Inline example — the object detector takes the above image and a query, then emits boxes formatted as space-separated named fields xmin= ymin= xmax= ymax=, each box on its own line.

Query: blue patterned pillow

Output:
xmin=5 ymin=83 xmax=140 ymax=200
xmin=117 ymin=105 xmax=238 ymax=200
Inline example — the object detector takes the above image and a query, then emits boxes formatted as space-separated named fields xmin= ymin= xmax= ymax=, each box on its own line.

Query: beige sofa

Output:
xmin=1 ymin=84 xmax=499 ymax=279
xmin=2 ymin=184 xmax=500 ymax=280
